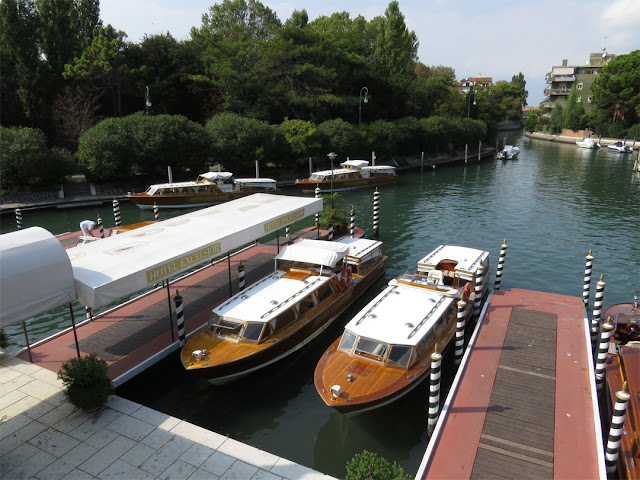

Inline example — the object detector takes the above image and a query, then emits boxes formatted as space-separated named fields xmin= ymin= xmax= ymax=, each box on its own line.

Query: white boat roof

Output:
xmin=363 ymin=165 xmax=396 ymax=171
xmin=200 ymin=172 xmax=233 ymax=181
xmin=233 ymin=178 xmax=276 ymax=184
xmin=345 ymin=281 xmax=455 ymax=346
xmin=341 ymin=160 xmax=369 ymax=168
xmin=335 ymin=237 xmax=383 ymax=261
xmin=149 ymin=180 xmax=202 ymax=189
xmin=274 ymin=239 xmax=350 ymax=268
xmin=68 ymin=194 xmax=322 ymax=309
xmin=214 ymin=271 xmax=331 ymax=323
xmin=311 ymin=168 xmax=355 ymax=176
xmin=417 ymin=245 xmax=489 ymax=277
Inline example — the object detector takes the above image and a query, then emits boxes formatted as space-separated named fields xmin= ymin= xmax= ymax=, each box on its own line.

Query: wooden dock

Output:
xmin=417 ymin=288 xmax=606 ymax=480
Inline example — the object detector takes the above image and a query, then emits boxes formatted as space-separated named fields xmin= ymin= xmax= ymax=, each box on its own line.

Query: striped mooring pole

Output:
xmin=427 ymin=346 xmax=442 ymax=434
xmin=328 ymin=221 xmax=334 ymax=241
xmin=493 ymin=239 xmax=508 ymax=290
xmin=594 ymin=317 xmax=614 ymax=390
xmin=454 ymin=300 xmax=467 ymax=364
xmin=582 ymin=250 xmax=594 ymax=309
xmin=85 ymin=306 xmax=93 ymax=323
xmin=605 ymin=381 xmax=631 ymax=474
xmin=112 ymin=198 xmax=122 ymax=227
xmin=591 ymin=274 xmax=606 ymax=341
xmin=238 ymin=261 xmax=246 ymax=291
xmin=174 ymin=290 xmax=185 ymax=347
xmin=153 ymin=203 xmax=159 ymax=220
xmin=97 ymin=215 xmax=105 ymax=238
xmin=350 ymin=205 xmax=355 ymax=238
xmin=373 ymin=189 xmax=380 ymax=236
xmin=285 ymin=225 xmax=291 ymax=244
xmin=315 ymin=187 xmax=321 ymax=239
xmin=473 ymin=265 xmax=485 ymax=321
xmin=15 ymin=208 xmax=23 ymax=230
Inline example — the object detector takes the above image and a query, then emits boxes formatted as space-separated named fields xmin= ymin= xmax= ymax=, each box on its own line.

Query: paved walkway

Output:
xmin=0 ymin=354 xmax=336 ymax=480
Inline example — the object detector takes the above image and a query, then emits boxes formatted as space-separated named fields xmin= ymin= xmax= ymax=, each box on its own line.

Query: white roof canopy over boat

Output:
xmin=68 ymin=194 xmax=322 ymax=310
xmin=341 ymin=160 xmax=369 ymax=169
xmin=417 ymin=245 xmax=489 ymax=281
xmin=274 ymin=239 xmax=350 ymax=269
xmin=0 ymin=227 xmax=76 ymax=327
xmin=199 ymin=172 xmax=233 ymax=181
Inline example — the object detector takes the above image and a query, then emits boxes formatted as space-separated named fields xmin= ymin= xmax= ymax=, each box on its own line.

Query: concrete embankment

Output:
xmin=525 ymin=131 xmax=639 ymax=149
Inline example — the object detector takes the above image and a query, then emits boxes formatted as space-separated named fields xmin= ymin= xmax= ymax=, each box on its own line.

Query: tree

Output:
xmin=562 ymin=85 xmax=585 ymax=131
xmin=280 ymin=118 xmax=319 ymax=167
xmin=592 ymin=50 xmax=640 ymax=125
xmin=511 ymin=72 xmax=528 ymax=106
xmin=51 ymin=85 xmax=102 ymax=149
xmin=549 ymin=104 xmax=563 ymax=134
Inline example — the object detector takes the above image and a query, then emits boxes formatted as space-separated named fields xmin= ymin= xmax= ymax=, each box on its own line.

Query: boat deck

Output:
xmin=418 ymin=288 xmax=605 ymax=480
xmin=19 ymin=226 xmax=336 ymax=385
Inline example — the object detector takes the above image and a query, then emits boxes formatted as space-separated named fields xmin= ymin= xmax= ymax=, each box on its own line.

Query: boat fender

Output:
xmin=341 ymin=266 xmax=352 ymax=287
xmin=462 ymin=282 xmax=472 ymax=303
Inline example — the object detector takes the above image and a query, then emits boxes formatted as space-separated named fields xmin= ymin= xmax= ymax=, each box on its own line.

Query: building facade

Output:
xmin=543 ymin=52 xmax=615 ymax=113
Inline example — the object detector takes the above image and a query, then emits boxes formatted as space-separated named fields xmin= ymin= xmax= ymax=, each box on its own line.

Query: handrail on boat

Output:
xmin=260 ymin=277 xmax=322 ymax=319
xmin=407 ymin=295 xmax=447 ymax=339
xmin=218 ymin=273 xmax=277 ymax=310
xmin=355 ymin=286 xmax=398 ymax=325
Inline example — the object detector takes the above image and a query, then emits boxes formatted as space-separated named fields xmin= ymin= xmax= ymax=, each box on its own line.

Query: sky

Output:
xmin=100 ymin=0 xmax=640 ymax=107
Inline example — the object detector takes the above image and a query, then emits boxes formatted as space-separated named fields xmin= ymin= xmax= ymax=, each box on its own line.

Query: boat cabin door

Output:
xmin=435 ymin=260 xmax=458 ymax=287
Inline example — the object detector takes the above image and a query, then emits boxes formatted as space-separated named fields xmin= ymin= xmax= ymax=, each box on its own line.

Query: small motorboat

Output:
xmin=296 ymin=159 xmax=397 ymax=193
xmin=576 ymin=137 xmax=601 ymax=149
xmin=496 ymin=145 xmax=520 ymax=160
xmin=607 ymin=141 xmax=633 ymax=153
xmin=314 ymin=244 xmax=492 ymax=413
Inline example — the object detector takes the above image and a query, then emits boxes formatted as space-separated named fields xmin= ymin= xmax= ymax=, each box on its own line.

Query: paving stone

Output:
xmin=68 ymin=408 xmax=122 ymax=441
xmin=170 ymin=420 xmax=226 ymax=450
xmin=270 ymin=458 xmax=329 ymax=480
xmin=38 ymin=401 xmax=77 ymax=427
xmin=119 ymin=442 xmax=156 ymax=468
xmin=35 ymin=442 xmax=98 ymax=480
xmin=159 ymin=459 xmax=198 ymax=480
xmin=139 ymin=435 xmax=193 ymax=476
xmin=131 ymin=405 xmax=180 ymax=430
xmin=105 ymin=396 xmax=140 ymax=415
xmin=27 ymin=427 xmax=80 ymax=457
xmin=187 ymin=467 xmax=221 ymax=480
xmin=200 ymin=451 xmax=236 ymax=477
xmin=0 ymin=413 xmax=34 ymax=441
xmin=0 ymin=373 xmax=32 ymax=396
xmin=251 ymin=470 xmax=284 ymax=480
xmin=96 ymin=459 xmax=156 ymax=480
xmin=22 ymin=398 xmax=57 ymax=420
xmin=0 ymin=419 xmax=48 ymax=457
xmin=1 ymin=443 xmax=56 ymax=480
xmin=0 ymin=394 xmax=41 ymax=420
xmin=79 ymin=434 xmax=137 ymax=476
xmin=19 ymin=378 xmax=62 ymax=402
xmin=218 ymin=437 xmax=279 ymax=470
xmin=0 ymin=369 xmax=23 ymax=384
xmin=83 ymin=428 xmax=120 ymax=450
xmin=104 ymin=413 xmax=155 ymax=441
xmin=220 ymin=460 xmax=259 ymax=480
xmin=179 ymin=443 xmax=215 ymax=468
xmin=140 ymin=427 xmax=174 ymax=450
xmin=0 ymin=389 xmax=28 ymax=410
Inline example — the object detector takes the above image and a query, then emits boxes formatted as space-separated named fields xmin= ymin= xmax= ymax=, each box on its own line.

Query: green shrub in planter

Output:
xmin=57 ymin=353 xmax=113 ymax=412
xmin=345 ymin=450 xmax=411 ymax=480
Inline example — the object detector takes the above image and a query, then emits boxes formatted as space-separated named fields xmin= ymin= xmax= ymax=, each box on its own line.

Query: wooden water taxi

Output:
xmin=314 ymin=244 xmax=491 ymax=413
xmin=180 ymin=237 xmax=386 ymax=384
xmin=295 ymin=160 xmax=397 ymax=193
xmin=604 ymin=300 xmax=640 ymax=480
xmin=128 ymin=172 xmax=279 ymax=209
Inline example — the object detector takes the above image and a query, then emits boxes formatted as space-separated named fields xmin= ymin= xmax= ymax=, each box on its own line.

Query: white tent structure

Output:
xmin=0 ymin=227 xmax=76 ymax=327
xmin=68 ymin=193 xmax=322 ymax=310
xmin=0 ymin=227 xmax=81 ymax=359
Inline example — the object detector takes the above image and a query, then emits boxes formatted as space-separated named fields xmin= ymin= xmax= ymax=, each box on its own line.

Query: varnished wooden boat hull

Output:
xmin=128 ymin=189 xmax=280 ymax=209
xmin=604 ymin=302 xmax=640 ymax=480
xmin=295 ymin=176 xmax=396 ymax=192
xmin=182 ymin=258 xmax=386 ymax=384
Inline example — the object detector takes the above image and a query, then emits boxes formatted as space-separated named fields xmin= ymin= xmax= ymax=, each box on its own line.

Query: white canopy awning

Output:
xmin=68 ymin=193 xmax=322 ymax=309
xmin=0 ymin=227 xmax=76 ymax=327
xmin=274 ymin=239 xmax=350 ymax=269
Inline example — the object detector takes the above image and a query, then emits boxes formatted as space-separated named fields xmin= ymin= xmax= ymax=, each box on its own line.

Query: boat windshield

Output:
xmin=310 ymin=173 xmax=325 ymax=181
xmin=338 ymin=330 xmax=357 ymax=352
xmin=208 ymin=314 xmax=243 ymax=338
xmin=354 ymin=336 xmax=388 ymax=362
xmin=242 ymin=322 xmax=264 ymax=342
xmin=387 ymin=345 xmax=413 ymax=367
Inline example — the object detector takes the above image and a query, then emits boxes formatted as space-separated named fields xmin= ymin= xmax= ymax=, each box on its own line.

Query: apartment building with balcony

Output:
xmin=542 ymin=52 xmax=615 ymax=114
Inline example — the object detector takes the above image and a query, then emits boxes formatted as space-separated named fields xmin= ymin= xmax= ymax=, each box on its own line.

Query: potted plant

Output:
xmin=319 ymin=193 xmax=348 ymax=233
xmin=57 ymin=353 xmax=113 ymax=412
xmin=345 ymin=450 xmax=411 ymax=480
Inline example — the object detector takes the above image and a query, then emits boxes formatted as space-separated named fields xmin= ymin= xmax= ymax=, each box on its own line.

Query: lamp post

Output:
xmin=327 ymin=152 xmax=337 ymax=209
xmin=145 ymin=86 xmax=152 ymax=114
xmin=359 ymin=87 xmax=369 ymax=126
xmin=467 ymin=90 xmax=477 ymax=118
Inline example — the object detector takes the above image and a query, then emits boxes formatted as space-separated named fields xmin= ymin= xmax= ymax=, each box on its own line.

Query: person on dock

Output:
xmin=79 ymin=219 xmax=96 ymax=237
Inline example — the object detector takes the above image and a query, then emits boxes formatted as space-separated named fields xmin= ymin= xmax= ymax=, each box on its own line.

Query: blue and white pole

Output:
xmin=373 ymin=189 xmax=380 ymax=236
xmin=174 ymin=290 xmax=185 ymax=346
xmin=494 ymin=239 xmax=508 ymax=290
xmin=427 ymin=346 xmax=442 ymax=434
xmin=605 ymin=382 xmax=631 ymax=474
xmin=112 ymin=198 xmax=122 ymax=227
xmin=350 ymin=205 xmax=355 ymax=238
xmin=583 ymin=250 xmax=594 ymax=309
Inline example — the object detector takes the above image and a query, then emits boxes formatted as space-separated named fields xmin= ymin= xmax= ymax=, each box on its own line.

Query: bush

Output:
xmin=0 ymin=329 xmax=9 ymax=350
xmin=319 ymin=193 xmax=348 ymax=233
xmin=58 ymin=353 xmax=113 ymax=412
xmin=626 ymin=123 xmax=640 ymax=139
xmin=345 ymin=450 xmax=411 ymax=480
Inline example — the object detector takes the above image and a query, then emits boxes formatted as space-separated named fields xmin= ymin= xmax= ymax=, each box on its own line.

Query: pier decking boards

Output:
xmin=420 ymin=289 xmax=605 ymax=480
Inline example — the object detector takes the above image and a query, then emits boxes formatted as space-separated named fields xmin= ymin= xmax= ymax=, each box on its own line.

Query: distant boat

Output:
xmin=314 ymin=244 xmax=492 ymax=413
xmin=128 ymin=172 xmax=279 ymax=209
xmin=295 ymin=160 xmax=397 ymax=193
xmin=496 ymin=145 xmax=520 ymax=160
xmin=608 ymin=141 xmax=633 ymax=153
xmin=576 ymin=137 xmax=600 ymax=149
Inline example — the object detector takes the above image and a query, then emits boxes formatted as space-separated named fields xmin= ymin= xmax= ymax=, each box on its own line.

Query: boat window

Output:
xmin=316 ymin=283 xmax=334 ymax=303
xmin=355 ymin=336 xmax=388 ymax=362
xmin=433 ymin=317 xmax=445 ymax=336
xmin=387 ymin=345 xmax=414 ymax=367
xmin=338 ymin=330 xmax=357 ymax=352
xmin=296 ymin=294 xmax=317 ymax=317
xmin=357 ymin=251 xmax=382 ymax=274
xmin=310 ymin=174 xmax=324 ymax=180
xmin=243 ymin=322 xmax=264 ymax=342
xmin=273 ymin=308 xmax=297 ymax=333
xmin=416 ymin=331 xmax=435 ymax=355
xmin=210 ymin=317 xmax=243 ymax=338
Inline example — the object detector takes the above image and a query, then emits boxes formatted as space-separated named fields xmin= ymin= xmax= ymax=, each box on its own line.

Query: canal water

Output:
xmin=2 ymin=131 xmax=639 ymax=478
